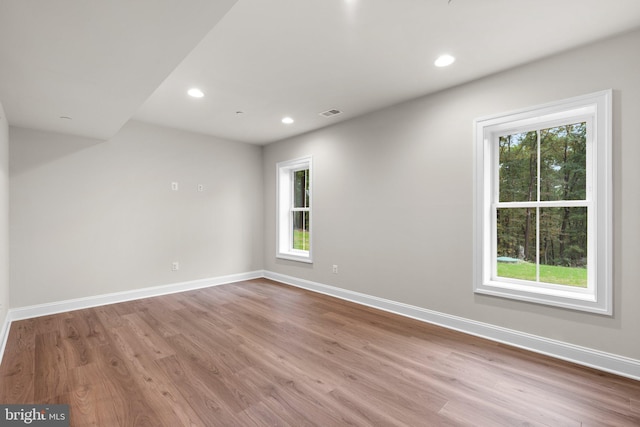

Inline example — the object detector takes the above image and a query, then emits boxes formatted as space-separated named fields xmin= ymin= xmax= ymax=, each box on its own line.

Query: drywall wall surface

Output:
xmin=0 ymin=100 xmax=8 ymax=322
xmin=10 ymin=120 xmax=263 ymax=307
xmin=263 ymin=29 xmax=640 ymax=359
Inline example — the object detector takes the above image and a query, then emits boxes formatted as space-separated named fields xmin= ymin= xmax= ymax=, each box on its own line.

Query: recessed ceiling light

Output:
xmin=434 ymin=54 xmax=455 ymax=67
xmin=188 ymin=88 xmax=204 ymax=98
xmin=282 ymin=117 xmax=294 ymax=124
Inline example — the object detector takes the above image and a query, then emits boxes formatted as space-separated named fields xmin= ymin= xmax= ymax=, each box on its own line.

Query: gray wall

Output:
xmin=0 ymin=100 xmax=8 ymax=324
xmin=10 ymin=120 xmax=263 ymax=307
xmin=263 ymin=29 xmax=640 ymax=360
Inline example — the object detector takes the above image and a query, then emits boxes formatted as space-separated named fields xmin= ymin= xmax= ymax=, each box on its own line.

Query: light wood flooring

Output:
xmin=1 ymin=278 xmax=639 ymax=426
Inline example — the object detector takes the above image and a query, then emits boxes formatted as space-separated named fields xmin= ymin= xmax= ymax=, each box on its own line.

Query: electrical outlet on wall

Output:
xmin=332 ymin=265 xmax=338 ymax=274
xmin=172 ymin=261 xmax=180 ymax=271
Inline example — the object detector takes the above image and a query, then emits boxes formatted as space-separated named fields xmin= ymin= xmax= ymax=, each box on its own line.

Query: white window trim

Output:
xmin=276 ymin=156 xmax=313 ymax=263
xmin=473 ymin=90 xmax=612 ymax=315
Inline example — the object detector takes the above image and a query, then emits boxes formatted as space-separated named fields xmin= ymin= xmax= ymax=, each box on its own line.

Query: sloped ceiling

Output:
xmin=0 ymin=0 xmax=237 ymax=139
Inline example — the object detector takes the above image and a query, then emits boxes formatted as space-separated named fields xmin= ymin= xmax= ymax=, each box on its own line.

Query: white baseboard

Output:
xmin=0 ymin=309 xmax=10 ymax=366
xmin=0 ymin=270 xmax=263 ymax=363
xmin=3 ymin=270 xmax=639 ymax=382
xmin=264 ymin=270 xmax=640 ymax=381
xmin=9 ymin=270 xmax=264 ymax=322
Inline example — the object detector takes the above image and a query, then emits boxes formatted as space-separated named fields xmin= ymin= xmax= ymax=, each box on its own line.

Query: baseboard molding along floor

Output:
xmin=2 ymin=270 xmax=639 ymax=381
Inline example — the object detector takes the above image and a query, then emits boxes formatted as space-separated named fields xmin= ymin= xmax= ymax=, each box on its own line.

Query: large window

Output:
xmin=277 ymin=156 xmax=312 ymax=263
xmin=474 ymin=91 xmax=612 ymax=314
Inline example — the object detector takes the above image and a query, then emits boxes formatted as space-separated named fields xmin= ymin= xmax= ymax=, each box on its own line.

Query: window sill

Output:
xmin=475 ymin=280 xmax=609 ymax=315
xmin=276 ymin=252 xmax=313 ymax=264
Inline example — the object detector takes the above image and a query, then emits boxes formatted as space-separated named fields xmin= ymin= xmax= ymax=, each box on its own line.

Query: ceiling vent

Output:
xmin=319 ymin=108 xmax=343 ymax=118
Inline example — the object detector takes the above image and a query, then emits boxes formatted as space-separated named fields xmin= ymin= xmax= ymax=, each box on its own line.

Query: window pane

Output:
xmin=540 ymin=123 xmax=586 ymax=201
xmin=293 ymin=169 xmax=309 ymax=208
xmin=497 ymin=208 xmax=537 ymax=281
xmin=539 ymin=207 xmax=587 ymax=287
xmin=499 ymin=131 xmax=537 ymax=202
xmin=292 ymin=211 xmax=309 ymax=251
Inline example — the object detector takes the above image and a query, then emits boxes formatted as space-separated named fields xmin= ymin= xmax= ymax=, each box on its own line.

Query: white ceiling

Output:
xmin=2 ymin=0 xmax=640 ymax=144
xmin=0 ymin=0 xmax=237 ymax=140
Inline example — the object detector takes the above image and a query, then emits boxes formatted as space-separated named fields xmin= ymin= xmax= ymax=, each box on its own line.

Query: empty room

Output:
xmin=1 ymin=0 xmax=640 ymax=425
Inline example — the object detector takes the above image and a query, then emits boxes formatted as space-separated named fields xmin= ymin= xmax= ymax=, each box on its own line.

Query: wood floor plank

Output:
xmin=93 ymin=342 xmax=166 ymax=427
xmin=165 ymin=333 xmax=259 ymax=413
xmin=237 ymin=366 xmax=340 ymax=426
xmin=69 ymin=362 xmax=122 ymax=427
xmin=94 ymin=304 xmax=128 ymax=330
xmin=121 ymin=313 xmax=176 ymax=360
xmin=60 ymin=316 xmax=96 ymax=369
xmin=171 ymin=309 xmax=257 ymax=375
xmin=74 ymin=309 xmax=110 ymax=348
xmin=34 ymin=331 xmax=69 ymax=402
xmin=3 ymin=318 xmax=36 ymax=354
xmin=0 ymin=320 xmax=37 ymax=404
xmin=326 ymin=386 xmax=419 ymax=426
xmin=134 ymin=303 xmax=186 ymax=338
xmin=106 ymin=327 xmax=204 ymax=426
xmin=438 ymin=398 xmax=551 ymax=427
xmin=1 ymin=278 xmax=639 ymax=426
xmin=452 ymin=348 xmax=640 ymax=426
xmin=154 ymin=354 xmax=249 ymax=426
xmin=0 ymin=349 xmax=34 ymax=403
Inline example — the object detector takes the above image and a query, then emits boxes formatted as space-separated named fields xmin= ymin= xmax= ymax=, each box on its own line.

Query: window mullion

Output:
xmin=305 ymin=168 xmax=309 ymax=209
xmin=536 ymin=129 xmax=541 ymax=282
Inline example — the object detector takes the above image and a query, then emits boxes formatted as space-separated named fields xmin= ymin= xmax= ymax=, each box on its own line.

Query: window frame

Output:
xmin=473 ymin=90 xmax=612 ymax=315
xmin=276 ymin=156 xmax=313 ymax=263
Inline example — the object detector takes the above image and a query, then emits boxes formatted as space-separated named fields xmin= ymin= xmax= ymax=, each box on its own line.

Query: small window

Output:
xmin=474 ymin=91 xmax=612 ymax=314
xmin=277 ymin=156 xmax=312 ymax=263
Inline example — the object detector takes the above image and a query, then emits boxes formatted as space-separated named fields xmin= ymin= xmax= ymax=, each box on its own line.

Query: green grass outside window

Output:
xmin=497 ymin=262 xmax=587 ymax=287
